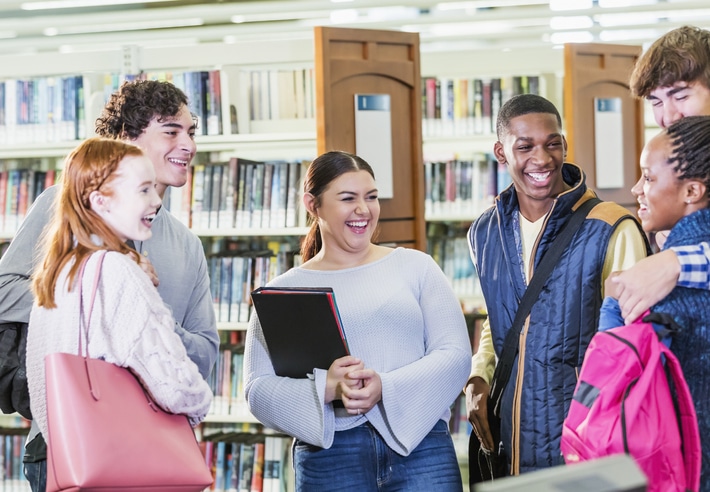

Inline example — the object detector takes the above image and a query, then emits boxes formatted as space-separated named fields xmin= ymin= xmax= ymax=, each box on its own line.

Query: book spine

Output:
xmin=219 ymin=257 xmax=232 ymax=323
xmin=221 ymin=158 xmax=238 ymax=229
xmin=249 ymin=442 xmax=265 ymax=492
xmin=207 ymin=69 xmax=223 ymax=136
xmin=250 ymin=163 xmax=264 ymax=229
xmin=191 ymin=164 xmax=205 ymax=230
xmin=238 ymin=443 xmax=254 ymax=492
xmin=285 ymin=161 xmax=299 ymax=228
xmin=261 ymin=162 xmax=274 ymax=229
xmin=210 ymin=163 xmax=223 ymax=229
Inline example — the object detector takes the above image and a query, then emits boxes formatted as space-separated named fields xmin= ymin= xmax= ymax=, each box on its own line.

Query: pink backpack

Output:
xmin=561 ymin=316 xmax=701 ymax=492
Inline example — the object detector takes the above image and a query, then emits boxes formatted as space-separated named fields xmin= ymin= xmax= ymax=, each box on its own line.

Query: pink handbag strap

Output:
xmin=74 ymin=251 xmax=156 ymax=406
xmin=76 ymin=251 xmax=107 ymax=362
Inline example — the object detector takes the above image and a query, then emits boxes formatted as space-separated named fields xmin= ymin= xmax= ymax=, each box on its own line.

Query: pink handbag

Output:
xmin=44 ymin=252 xmax=214 ymax=492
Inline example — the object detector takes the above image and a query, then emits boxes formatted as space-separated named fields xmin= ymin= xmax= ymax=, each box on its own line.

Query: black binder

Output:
xmin=250 ymin=287 xmax=349 ymax=378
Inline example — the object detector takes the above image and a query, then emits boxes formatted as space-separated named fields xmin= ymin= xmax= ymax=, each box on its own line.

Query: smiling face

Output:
xmin=308 ymin=170 xmax=379 ymax=257
xmin=648 ymin=81 xmax=710 ymax=129
xmin=92 ymin=155 xmax=162 ymax=243
xmin=494 ymin=112 xmax=568 ymax=221
xmin=130 ymin=104 xmax=196 ymax=198
xmin=631 ymin=132 xmax=689 ymax=233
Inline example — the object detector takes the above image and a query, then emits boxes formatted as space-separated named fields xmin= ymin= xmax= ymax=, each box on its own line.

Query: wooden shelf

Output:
xmin=425 ymin=214 xmax=478 ymax=223
xmin=217 ymin=321 xmax=248 ymax=332
xmin=423 ymin=134 xmax=496 ymax=161
xmin=204 ymin=412 xmax=260 ymax=424
xmin=193 ymin=226 xmax=309 ymax=238
xmin=0 ymin=131 xmax=316 ymax=161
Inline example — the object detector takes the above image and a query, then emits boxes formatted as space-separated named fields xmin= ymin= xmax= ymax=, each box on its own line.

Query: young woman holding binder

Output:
xmin=244 ymin=150 xmax=472 ymax=491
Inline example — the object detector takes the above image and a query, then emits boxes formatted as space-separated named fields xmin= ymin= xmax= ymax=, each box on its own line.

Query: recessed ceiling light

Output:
xmin=22 ymin=0 xmax=176 ymax=9
xmin=549 ymin=0 xmax=592 ymax=11
xmin=44 ymin=17 xmax=203 ymax=36
xmin=550 ymin=16 xmax=593 ymax=30
xmin=598 ymin=0 xmax=658 ymax=7
xmin=549 ymin=30 xmax=594 ymax=43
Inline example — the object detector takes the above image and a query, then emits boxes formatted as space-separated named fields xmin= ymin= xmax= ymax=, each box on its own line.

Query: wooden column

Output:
xmin=314 ymin=26 xmax=425 ymax=250
xmin=564 ymin=43 xmax=643 ymax=210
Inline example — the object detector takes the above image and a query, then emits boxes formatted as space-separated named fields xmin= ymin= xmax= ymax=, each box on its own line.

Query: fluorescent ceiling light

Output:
xmin=330 ymin=9 xmax=359 ymax=23
xmin=22 ymin=0 xmax=176 ymax=10
xmin=549 ymin=0 xmax=592 ymax=11
xmin=428 ymin=20 xmax=516 ymax=36
xmin=365 ymin=6 xmax=421 ymax=22
xmin=43 ymin=17 xmax=203 ymax=36
xmin=231 ymin=9 xmax=331 ymax=23
xmin=667 ymin=9 xmax=710 ymax=22
xmin=597 ymin=8 xmax=710 ymax=25
xmin=550 ymin=16 xmax=593 ymax=30
xmin=325 ymin=6 xmax=421 ymax=24
xmin=598 ymin=0 xmax=657 ymax=6
xmin=549 ymin=30 xmax=594 ymax=43
xmin=436 ymin=0 xmax=547 ymax=9
xmin=599 ymin=28 xmax=660 ymax=42
xmin=58 ymin=36 xmax=198 ymax=53
xmin=0 ymin=32 xmax=17 ymax=40
xmin=595 ymin=12 xmax=661 ymax=26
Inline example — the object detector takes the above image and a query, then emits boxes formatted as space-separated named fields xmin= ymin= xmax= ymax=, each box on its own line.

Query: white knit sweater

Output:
xmin=27 ymin=251 xmax=212 ymax=442
xmin=244 ymin=247 xmax=472 ymax=456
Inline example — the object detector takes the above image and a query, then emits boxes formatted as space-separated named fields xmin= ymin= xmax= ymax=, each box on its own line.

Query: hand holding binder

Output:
xmin=250 ymin=287 xmax=350 ymax=379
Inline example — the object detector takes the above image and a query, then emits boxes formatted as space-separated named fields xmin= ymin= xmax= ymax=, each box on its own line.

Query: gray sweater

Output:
xmin=244 ymin=247 xmax=472 ymax=456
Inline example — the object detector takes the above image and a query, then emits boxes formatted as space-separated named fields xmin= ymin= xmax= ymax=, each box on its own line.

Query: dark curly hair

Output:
xmin=666 ymin=115 xmax=710 ymax=193
xmin=95 ymin=79 xmax=190 ymax=139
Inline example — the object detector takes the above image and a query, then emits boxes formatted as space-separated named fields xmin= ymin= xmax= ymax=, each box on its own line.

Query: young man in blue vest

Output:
xmin=465 ymin=94 xmax=648 ymax=480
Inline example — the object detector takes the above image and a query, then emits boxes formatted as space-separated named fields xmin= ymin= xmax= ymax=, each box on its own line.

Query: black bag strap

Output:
xmin=489 ymin=197 xmax=601 ymax=416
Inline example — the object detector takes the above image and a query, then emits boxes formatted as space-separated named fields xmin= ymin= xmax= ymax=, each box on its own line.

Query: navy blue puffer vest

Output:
xmin=469 ymin=163 xmax=644 ymax=474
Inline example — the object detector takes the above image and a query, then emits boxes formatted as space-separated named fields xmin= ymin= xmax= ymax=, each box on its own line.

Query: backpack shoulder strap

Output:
xmin=659 ymin=343 xmax=702 ymax=491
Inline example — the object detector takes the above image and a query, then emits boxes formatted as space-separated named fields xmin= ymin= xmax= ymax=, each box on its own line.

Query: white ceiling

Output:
xmin=2 ymin=0 xmax=710 ymax=57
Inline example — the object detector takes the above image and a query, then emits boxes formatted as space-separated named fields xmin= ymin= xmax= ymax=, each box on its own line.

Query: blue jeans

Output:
xmin=23 ymin=459 xmax=46 ymax=492
xmin=294 ymin=420 xmax=463 ymax=492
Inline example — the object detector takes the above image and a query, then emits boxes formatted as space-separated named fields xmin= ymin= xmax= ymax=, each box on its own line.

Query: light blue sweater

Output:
xmin=244 ymin=247 xmax=472 ymax=456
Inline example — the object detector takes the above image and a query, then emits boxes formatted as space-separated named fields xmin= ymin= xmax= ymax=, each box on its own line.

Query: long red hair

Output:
xmin=32 ymin=137 xmax=143 ymax=308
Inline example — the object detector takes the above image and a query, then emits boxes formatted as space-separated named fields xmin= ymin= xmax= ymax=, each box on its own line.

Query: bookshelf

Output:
xmin=0 ymin=414 xmax=31 ymax=490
